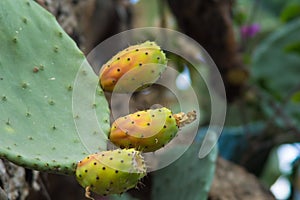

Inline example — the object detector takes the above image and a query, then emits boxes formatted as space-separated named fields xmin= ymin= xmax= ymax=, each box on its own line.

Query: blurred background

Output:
xmin=1 ymin=0 xmax=300 ymax=199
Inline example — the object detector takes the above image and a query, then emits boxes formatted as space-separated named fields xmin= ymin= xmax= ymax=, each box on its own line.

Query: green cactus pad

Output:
xmin=151 ymin=134 xmax=218 ymax=200
xmin=0 ymin=0 xmax=110 ymax=175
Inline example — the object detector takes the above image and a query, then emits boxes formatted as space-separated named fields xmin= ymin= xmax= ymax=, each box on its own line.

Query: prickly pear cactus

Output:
xmin=76 ymin=149 xmax=146 ymax=196
xmin=109 ymin=108 xmax=179 ymax=152
xmin=0 ymin=0 xmax=110 ymax=175
xmin=99 ymin=41 xmax=167 ymax=92
xmin=109 ymin=108 xmax=197 ymax=152
xmin=152 ymin=131 xmax=218 ymax=200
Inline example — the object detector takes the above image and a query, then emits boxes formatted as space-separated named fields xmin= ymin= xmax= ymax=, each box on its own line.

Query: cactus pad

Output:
xmin=152 ymin=137 xmax=218 ymax=200
xmin=0 ymin=0 xmax=110 ymax=175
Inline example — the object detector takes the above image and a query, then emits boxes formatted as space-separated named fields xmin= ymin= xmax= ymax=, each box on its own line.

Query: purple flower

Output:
xmin=240 ymin=24 xmax=260 ymax=39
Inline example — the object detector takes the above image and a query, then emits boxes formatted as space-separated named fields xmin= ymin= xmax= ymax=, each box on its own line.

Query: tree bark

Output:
xmin=209 ymin=157 xmax=275 ymax=200
xmin=36 ymin=0 xmax=133 ymax=54
xmin=167 ymin=0 xmax=249 ymax=102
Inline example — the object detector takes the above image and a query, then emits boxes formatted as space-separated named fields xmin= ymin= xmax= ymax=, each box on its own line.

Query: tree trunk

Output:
xmin=209 ymin=157 xmax=275 ymax=200
xmin=167 ymin=0 xmax=249 ymax=102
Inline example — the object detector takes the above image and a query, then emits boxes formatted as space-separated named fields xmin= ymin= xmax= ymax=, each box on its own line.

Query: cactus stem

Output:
xmin=173 ymin=110 xmax=197 ymax=128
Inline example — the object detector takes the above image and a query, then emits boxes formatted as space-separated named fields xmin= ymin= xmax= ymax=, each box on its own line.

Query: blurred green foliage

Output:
xmin=280 ymin=3 xmax=300 ymax=22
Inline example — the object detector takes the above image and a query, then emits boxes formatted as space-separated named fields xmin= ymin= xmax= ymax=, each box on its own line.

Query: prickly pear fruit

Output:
xmin=76 ymin=149 xmax=146 ymax=197
xmin=99 ymin=41 xmax=167 ymax=93
xmin=109 ymin=107 xmax=180 ymax=152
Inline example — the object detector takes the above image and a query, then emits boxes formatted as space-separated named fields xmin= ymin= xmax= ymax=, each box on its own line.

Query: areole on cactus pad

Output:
xmin=76 ymin=148 xmax=146 ymax=198
xmin=99 ymin=41 xmax=167 ymax=93
xmin=109 ymin=107 xmax=196 ymax=152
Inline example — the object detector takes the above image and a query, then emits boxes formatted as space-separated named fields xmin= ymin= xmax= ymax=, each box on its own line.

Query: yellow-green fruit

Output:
xmin=76 ymin=149 xmax=146 ymax=196
xmin=109 ymin=107 xmax=179 ymax=152
xmin=99 ymin=41 xmax=167 ymax=92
